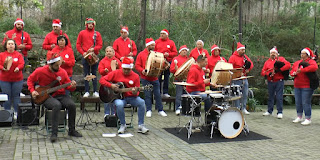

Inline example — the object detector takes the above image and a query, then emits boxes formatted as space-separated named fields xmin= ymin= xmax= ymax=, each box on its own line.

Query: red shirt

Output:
xmin=99 ymin=69 xmax=140 ymax=97
xmin=135 ymin=48 xmax=158 ymax=81
xmin=170 ymin=55 xmax=188 ymax=79
xmin=52 ymin=46 xmax=75 ymax=77
xmin=186 ymin=64 xmax=209 ymax=93
xmin=189 ymin=48 xmax=209 ymax=60
xmin=113 ymin=37 xmax=137 ymax=59
xmin=290 ymin=58 xmax=318 ymax=88
xmin=261 ymin=57 xmax=291 ymax=82
xmin=206 ymin=55 xmax=227 ymax=77
xmin=98 ymin=56 xmax=122 ymax=76
xmin=27 ymin=65 xmax=75 ymax=97
xmin=228 ymin=51 xmax=254 ymax=76
xmin=3 ymin=28 xmax=33 ymax=57
xmin=0 ymin=51 xmax=24 ymax=82
xmin=76 ymin=28 xmax=103 ymax=55
xmin=154 ymin=38 xmax=177 ymax=62
xmin=42 ymin=30 xmax=71 ymax=51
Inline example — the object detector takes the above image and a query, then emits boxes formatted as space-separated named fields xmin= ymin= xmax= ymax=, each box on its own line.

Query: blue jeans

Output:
xmin=175 ymin=80 xmax=185 ymax=110
xmin=294 ymin=88 xmax=314 ymax=119
xmin=158 ymin=65 xmax=170 ymax=94
xmin=104 ymin=103 xmax=115 ymax=115
xmin=0 ymin=80 xmax=23 ymax=112
xmin=191 ymin=91 xmax=212 ymax=112
xmin=267 ymin=80 xmax=284 ymax=114
xmin=141 ymin=78 xmax=163 ymax=111
xmin=233 ymin=79 xmax=249 ymax=110
xmin=82 ymin=58 xmax=98 ymax=92
xmin=114 ymin=96 xmax=146 ymax=125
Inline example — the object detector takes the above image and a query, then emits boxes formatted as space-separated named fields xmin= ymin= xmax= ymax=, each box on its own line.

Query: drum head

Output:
xmin=145 ymin=51 xmax=155 ymax=75
xmin=218 ymin=107 xmax=244 ymax=138
xmin=174 ymin=58 xmax=195 ymax=77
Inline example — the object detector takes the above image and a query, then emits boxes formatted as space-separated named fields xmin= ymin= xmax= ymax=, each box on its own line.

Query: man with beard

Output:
xmin=42 ymin=19 xmax=71 ymax=51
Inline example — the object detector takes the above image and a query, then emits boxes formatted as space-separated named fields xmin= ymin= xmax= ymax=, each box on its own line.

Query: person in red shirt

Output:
xmin=113 ymin=26 xmax=137 ymax=61
xmin=155 ymin=29 xmax=178 ymax=98
xmin=290 ymin=47 xmax=318 ymax=125
xmin=206 ymin=44 xmax=227 ymax=77
xmin=100 ymin=57 xmax=149 ymax=134
xmin=0 ymin=39 xmax=24 ymax=118
xmin=98 ymin=46 xmax=121 ymax=116
xmin=186 ymin=55 xmax=212 ymax=112
xmin=42 ymin=19 xmax=72 ymax=51
xmin=228 ymin=42 xmax=253 ymax=115
xmin=136 ymin=38 xmax=167 ymax=117
xmin=261 ymin=47 xmax=290 ymax=119
xmin=170 ymin=45 xmax=189 ymax=115
xmin=27 ymin=51 xmax=82 ymax=143
xmin=189 ymin=40 xmax=210 ymax=60
xmin=76 ymin=18 xmax=103 ymax=98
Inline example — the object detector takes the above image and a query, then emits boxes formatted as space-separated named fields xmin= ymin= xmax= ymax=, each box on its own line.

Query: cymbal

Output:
xmin=232 ymin=76 xmax=254 ymax=80
xmin=198 ymin=90 xmax=222 ymax=94
xmin=215 ymin=68 xmax=243 ymax=72
xmin=173 ymin=82 xmax=195 ymax=86
xmin=225 ymin=96 xmax=242 ymax=101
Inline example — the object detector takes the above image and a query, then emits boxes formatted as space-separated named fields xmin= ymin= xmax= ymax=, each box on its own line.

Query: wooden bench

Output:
xmin=282 ymin=80 xmax=320 ymax=104
xmin=162 ymin=97 xmax=176 ymax=111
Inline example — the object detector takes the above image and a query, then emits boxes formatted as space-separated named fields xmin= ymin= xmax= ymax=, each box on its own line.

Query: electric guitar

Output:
xmin=99 ymin=82 xmax=153 ymax=103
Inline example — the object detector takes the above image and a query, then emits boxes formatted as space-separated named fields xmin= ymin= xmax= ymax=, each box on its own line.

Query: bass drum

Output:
xmin=218 ymin=107 xmax=244 ymax=139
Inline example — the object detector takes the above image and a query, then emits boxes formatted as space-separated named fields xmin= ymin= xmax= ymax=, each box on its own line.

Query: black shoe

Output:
xmin=50 ymin=134 xmax=57 ymax=143
xmin=68 ymin=130 xmax=82 ymax=137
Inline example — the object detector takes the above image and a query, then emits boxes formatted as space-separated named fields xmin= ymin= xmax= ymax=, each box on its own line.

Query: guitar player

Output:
xmin=27 ymin=51 xmax=82 ymax=143
xmin=99 ymin=57 xmax=149 ymax=134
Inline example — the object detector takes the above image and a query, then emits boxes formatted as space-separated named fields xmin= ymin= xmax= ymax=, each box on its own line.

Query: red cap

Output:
xmin=160 ymin=29 xmax=169 ymax=36
xmin=14 ymin=18 xmax=24 ymax=26
xmin=236 ymin=42 xmax=245 ymax=51
xmin=145 ymin=38 xmax=155 ymax=47
xmin=179 ymin=45 xmax=189 ymax=53
xmin=211 ymin=44 xmax=220 ymax=53
xmin=47 ymin=51 xmax=61 ymax=64
xmin=52 ymin=19 xmax=62 ymax=27
xmin=122 ymin=57 xmax=133 ymax=69
xmin=121 ymin=26 xmax=129 ymax=34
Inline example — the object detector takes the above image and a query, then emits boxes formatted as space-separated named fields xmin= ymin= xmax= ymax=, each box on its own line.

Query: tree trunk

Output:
xmin=260 ymin=0 xmax=263 ymax=24
xmin=137 ymin=0 xmax=147 ymax=53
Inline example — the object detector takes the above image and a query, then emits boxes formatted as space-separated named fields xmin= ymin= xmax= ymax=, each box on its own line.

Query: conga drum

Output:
xmin=174 ymin=58 xmax=195 ymax=80
xmin=211 ymin=61 xmax=233 ymax=85
xmin=145 ymin=51 xmax=167 ymax=77
xmin=3 ymin=56 xmax=13 ymax=70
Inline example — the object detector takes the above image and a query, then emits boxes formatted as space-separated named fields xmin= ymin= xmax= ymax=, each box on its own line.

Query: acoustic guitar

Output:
xmin=99 ymin=82 xmax=153 ymax=103
xmin=32 ymin=75 xmax=96 ymax=105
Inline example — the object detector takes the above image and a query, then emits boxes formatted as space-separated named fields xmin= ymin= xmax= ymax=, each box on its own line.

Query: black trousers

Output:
xmin=43 ymin=95 xmax=76 ymax=134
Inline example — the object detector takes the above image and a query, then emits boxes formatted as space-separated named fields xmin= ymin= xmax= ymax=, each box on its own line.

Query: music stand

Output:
xmin=76 ymin=105 xmax=95 ymax=129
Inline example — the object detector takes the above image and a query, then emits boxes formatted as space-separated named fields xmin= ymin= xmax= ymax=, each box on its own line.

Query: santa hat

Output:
xmin=85 ymin=18 xmax=96 ymax=26
xmin=145 ymin=38 xmax=155 ymax=47
xmin=270 ymin=47 xmax=279 ymax=55
xmin=47 ymin=51 xmax=61 ymax=64
xmin=121 ymin=26 xmax=129 ymax=35
xmin=179 ymin=45 xmax=189 ymax=53
xmin=160 ymin=29 xmax=169 ymax=36
xmin=197 ymin=40 xmax=204 ymax=46
xmin=236 ymin=42 xmax=245 ymax=51
xmin=211 ymin=44 xmax=220 ymax=52
xmin=302 ymin=47 xmax=315 ymax=59
xmin=122 ymin=57 xmax=134 ymax=69
xmin=52 ymin=19 xmax=62 ymax=28
xmin=14 ymin=18 xmax=24 ymax=26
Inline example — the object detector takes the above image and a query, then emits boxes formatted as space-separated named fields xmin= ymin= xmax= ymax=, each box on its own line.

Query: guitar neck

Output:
xmin=47 ymin=82 xmax=71 ymax=94
xmin=119 ymin=87 xmax=144 ymax=93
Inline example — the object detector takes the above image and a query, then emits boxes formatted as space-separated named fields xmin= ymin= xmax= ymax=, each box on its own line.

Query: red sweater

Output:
xmin=99 ymin=69 xmax=140 ymax=97
xmin=52 ymin=46 xmax=75 ymax=77
xmin=0 ymin=51 xmax=24 ymax=82
xmin=154 ymin=38 xmax=177 ymax=62
xmin=186 ymin=64 xmax=209 ymax=93
xmin=113 ymin=37 xmax=137 ymax=59
xmin=261 ymin=57 xmax=291 ymax=82
xmin=189 ymin=48 xmax=210 ymax=60
xmin=290 ymin=58 xmax=318 ymax=88
xmin=98 ymin=56 xmax=122 ymax=76
xmin=76 ymin=28 xmax=103 ymax=55
xmin=135 ymin=48 xmax=158 ymax=81
xmin=3 ymin=28 xmax=33 ymax=57
xmin=27 ymin=65 xmax=75 ymax=97
xmin=42 ymin=30 xmax=71 ymax=51
xmin=228 ymin=51 xmax=254 ymax=76
xmin=206 ymin=55 xmax=227 ymax=77
xmin=170 ymin=55 xmax=188 ymax=79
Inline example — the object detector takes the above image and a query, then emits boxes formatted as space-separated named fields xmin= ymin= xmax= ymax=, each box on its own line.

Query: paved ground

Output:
xmin=1 ymin=104 xmax=320 ymax=160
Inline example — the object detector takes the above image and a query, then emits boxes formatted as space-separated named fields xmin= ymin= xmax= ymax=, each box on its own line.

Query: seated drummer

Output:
xmin=99 ymin=57 xmax=149 ymax=134
xmin=186 ymin=55 xmax=213 ymax=112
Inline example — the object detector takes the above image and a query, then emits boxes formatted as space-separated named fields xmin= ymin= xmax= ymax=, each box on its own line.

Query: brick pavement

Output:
xmin=1 ymin=104 xmax=320 ymax=160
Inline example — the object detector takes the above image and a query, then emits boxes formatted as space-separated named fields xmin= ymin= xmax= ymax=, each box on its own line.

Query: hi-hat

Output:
xmin=198 ymin=90 xmax=222 ymax=95
xmin=173 ymin=82 xmax=195 ymax=86
xmin=232 ymin=76 xmax=254 ymax=80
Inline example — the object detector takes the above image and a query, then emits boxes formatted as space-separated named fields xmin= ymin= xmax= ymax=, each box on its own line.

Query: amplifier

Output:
xmin=17 ymin=103 xmax=40 ymax=126
xmin=105 ymin=115 xmax=118 ymax=127
xmin=0 ymin=110 xmax=13 ymax=127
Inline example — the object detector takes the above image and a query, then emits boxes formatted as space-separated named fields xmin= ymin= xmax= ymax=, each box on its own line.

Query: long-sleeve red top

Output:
xmin=0 ymin=51 xmax=24 ymax=82
xmin=206 ymin=55 xmax=227 ymax=77
xmin=3 ymin=28 xmax=33 ymax=57
xmin=42 ymin=30 xmax=71 ymax=51
xmin=52 ymin=46 xmax=75 ymax=77
xmin=189 ymin=48 xmax=210 ymax=60
xmin=290 ymin=58 xmax=318 ymax=88
xmin=135 ymin=48 xmax=158 ymax=81
xmin=113 ymin=37 xmax=137 ymax=59
xmin=186 ymin=64 xmax=210 ymax=93
xmin=154 ymin=37 xmax=177 ymax=62
xmin=228 ymin=51 xmax=254 ymax=76
xmin=76 ymin=28 xmax=103 ymax=55
xmin=98 ymin=56 xmax=122 ymax=76
xmin=99 ymin=69 xmax=140 ymax=97
xmin=261 ymin=56 xmax=291 ymax=82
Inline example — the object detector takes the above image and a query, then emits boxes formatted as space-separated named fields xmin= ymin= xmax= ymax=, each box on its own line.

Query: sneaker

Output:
xmin=68 ymin=130 xmax=82 ymax=137
xmin=104 ymin=114 xmax=109 ymax=119
xmin=93 ymin=92 xmax=99 ymax=98
xmin=50 ymin=134 xmax=57 ymax=143
xmin=243 ymin=109 xmax=250 ymax=115
xmin=293 ymin=117 xmax=303 ymax=123
xmin=146 ymin=110 xmax=152 ymax=117
xmin=118 ymin=124 xmax=126 ymax=134
xmin=263 ymin=112 xmax=271 ymax=116
xmin=175 ymin=109 xmax=181 ymax=115
xmin=83 ymin=92 xmax=90 ymax=97
xmin=14 ymin=112 xmax=17 ymax=120
xmin=162 ymin=94 xmax=171 ymax=98
xmin=301 ymin=119 xmax=311 ymax=125
xmin=66 ymin=113 xmax=68 ymax=120
xmin=138 ymin=124 xmax=149 ymax=134
xmin=20 ymin=93 xmax=25 ymax=97
xmin=158 ymin=111 xmax=167 ymax=117
xmin=277 ymin=113 xmax=283 ymax=119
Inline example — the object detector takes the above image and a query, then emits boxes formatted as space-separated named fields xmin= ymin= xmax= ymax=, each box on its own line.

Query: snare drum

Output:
xmin=211 ymin=61 xmax=233 ymax=85
xmin=222 ymin=85 xmax=242 ymax=97
xmin=174 ymin=58 xmax=195 ymax=80
xmin=181 ymin=94 xmax=201 ymax=116
xmin=145 ymin=51 xmax=167 ymax=77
